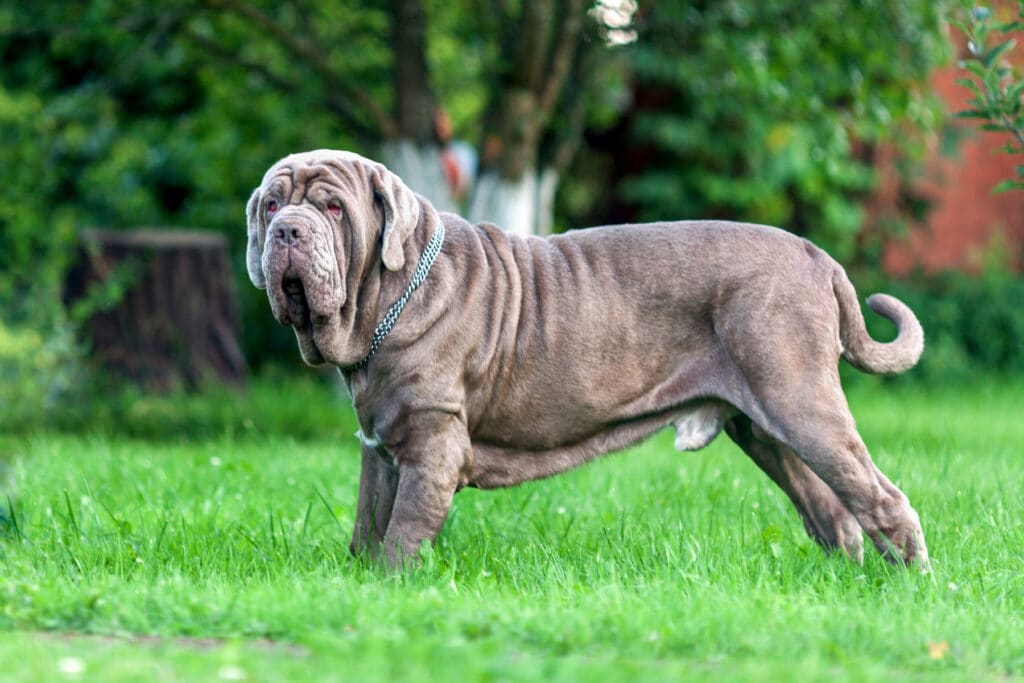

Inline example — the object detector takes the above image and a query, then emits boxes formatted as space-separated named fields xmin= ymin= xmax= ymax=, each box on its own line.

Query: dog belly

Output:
xmin=466 ymin=398 xmax=730 ymax=489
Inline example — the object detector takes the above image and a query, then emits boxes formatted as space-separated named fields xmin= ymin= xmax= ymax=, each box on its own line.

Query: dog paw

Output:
xmin=871 ymin=523 xmax=930 ymax=572
xmin=835 ymin=518 xmax=865 ymax=564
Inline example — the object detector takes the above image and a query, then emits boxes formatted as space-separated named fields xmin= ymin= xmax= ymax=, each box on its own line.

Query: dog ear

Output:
xmin=371 ymin=166 xmax=420 ymax=271
xmin=245 ymin=187 xmax=267 ymax=289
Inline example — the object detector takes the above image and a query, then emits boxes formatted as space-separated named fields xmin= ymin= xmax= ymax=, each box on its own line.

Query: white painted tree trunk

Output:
xmin=380 ymin=140 xmax=457 ymax=214
xmin=467 ymin=167 xmax=559 ymax=235
xmin=535 ymin=167 xmax=559 ymax=236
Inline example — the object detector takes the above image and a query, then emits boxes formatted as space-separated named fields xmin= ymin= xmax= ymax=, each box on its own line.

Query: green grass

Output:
xmin=1 ymin=375 xmax=1022 ymax=681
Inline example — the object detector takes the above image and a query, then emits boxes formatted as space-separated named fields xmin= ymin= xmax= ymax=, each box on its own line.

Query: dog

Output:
xmin=246 ymin=149 xmax=928 ymax=570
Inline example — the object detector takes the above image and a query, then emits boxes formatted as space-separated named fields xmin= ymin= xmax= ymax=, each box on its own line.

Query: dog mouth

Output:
xmin=274 ymin=276 xmax=327 ymax=366
xmin=274 ymin=270 xmax=334 ymax=366
xmin=281 ymin=277 xmax=311 ymax=329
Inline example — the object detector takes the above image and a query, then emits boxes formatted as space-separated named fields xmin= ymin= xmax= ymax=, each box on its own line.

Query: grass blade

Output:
xmin=313 ymin=487 xmax=346 ymax=535
xmin=4 ymin=495 xmax=22 ymax=542
xmin=63 ymin=490 xmax=83 ymax=540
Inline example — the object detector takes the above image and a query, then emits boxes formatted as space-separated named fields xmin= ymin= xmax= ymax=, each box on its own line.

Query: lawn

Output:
xmin=1 ymin=374 xmax=1022 ymax=682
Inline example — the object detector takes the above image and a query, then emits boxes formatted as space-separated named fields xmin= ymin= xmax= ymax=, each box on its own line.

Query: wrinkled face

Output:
xmin=246 ymin=150 xmax=420 ymax=367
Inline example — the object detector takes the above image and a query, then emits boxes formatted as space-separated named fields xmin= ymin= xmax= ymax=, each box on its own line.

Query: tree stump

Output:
xmin=64 ymin=228 xmax=247 ymax=391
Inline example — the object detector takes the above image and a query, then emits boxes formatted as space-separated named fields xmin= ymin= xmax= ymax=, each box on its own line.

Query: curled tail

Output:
xmin=833 ymin=270 xmax=924 ymax=375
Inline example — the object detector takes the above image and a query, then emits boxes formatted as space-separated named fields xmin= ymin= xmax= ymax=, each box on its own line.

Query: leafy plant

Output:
xmin=850 ymin=259 xmax=1024 ymax=384
xmin=0 ymin=84 xmax=88 ymax=420
xmin=952 ymin=1 xmax=1024 ymax=192
xmin=614 ymin=0 xmax=952 ymax=262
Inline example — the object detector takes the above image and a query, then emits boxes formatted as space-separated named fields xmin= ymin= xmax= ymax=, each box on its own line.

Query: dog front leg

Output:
xmin=350 ymin=443 xmax=399 ymax=558
xmin=380 ymin=416 xmax=467 ymax=570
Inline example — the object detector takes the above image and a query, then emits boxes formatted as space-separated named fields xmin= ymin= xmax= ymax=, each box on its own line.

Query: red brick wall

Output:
xmin=882 ymin=20 xmax=1024 ymax=275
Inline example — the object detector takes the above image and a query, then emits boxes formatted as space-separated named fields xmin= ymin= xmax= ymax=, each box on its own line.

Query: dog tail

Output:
xmin=833 ymin=270 xmax=924 ymax=375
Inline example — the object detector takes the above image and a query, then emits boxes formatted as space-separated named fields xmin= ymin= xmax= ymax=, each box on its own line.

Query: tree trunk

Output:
xmin=535 ymin=167 xmax=559 ymax=236
xmin=468 ymin=166 xmax=559 ymax=235
xmin=382 ymin=0 xmax=457 ymax=212
xmin=64 ymin=229 xmax=247 ymax=392
xmin=468 ymin=168 xmax=536 ymax=235
xmin=469 ymin=0 xmax=585 ymax=235
xmin=380 ymin=139 xmax=456 ymax=213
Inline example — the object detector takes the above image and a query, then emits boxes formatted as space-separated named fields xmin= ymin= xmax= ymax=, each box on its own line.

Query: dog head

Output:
xmin=246 ymin=150 xmax=424 ymax=366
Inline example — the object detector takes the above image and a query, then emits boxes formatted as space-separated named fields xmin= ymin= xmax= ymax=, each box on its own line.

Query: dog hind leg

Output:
xmin=749 ymin=377 xmax=928 ymax=569
xmin=725 ymin=414 xmax=864 ymax=561
xmin=714 ymin=288 xmax=928 ymax=568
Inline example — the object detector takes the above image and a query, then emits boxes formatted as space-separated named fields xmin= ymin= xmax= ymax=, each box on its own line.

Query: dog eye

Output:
xmin=327 ymin=202 xmax=342 ymax=217
xmin=266 ymin=200 xmax=279 ymax=215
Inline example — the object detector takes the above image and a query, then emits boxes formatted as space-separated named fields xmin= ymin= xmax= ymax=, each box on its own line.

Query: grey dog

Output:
xmin=246 ymin=149 xmax=928 ymax=570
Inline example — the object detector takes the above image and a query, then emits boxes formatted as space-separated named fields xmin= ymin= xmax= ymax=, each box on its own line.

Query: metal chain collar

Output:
xmin=341 ymin=222 xmax=445 ymax=373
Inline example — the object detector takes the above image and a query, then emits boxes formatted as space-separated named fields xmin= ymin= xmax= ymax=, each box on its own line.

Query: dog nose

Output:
xmin=273 ymin=222 xmax=305 ymax=245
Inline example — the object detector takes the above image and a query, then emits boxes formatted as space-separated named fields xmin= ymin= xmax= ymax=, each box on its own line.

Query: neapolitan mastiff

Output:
xmin=246 ymin=150 xmax=928 ymax=570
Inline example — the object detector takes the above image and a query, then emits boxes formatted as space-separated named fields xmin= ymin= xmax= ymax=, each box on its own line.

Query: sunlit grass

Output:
xmin=1 ymin=376 xmax=1022 ymax=681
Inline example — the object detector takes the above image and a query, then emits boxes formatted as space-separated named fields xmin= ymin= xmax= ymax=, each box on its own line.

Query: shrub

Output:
xmin=0 ymin=318 xmax=86 ymax=430
xmin=952 ymin=1 xmax=1024 ymax=193
xmin=859 ymin=266 xmax=1024 ymax=383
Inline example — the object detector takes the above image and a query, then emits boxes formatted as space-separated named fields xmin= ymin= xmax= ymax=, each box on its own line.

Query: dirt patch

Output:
xmin=26 ymin=630 xmax=310 ymax=657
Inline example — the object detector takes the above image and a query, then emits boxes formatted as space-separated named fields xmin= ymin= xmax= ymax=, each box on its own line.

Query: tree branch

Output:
xmin=543 ymin=82 xmax=588 ymax=176
xmin=537 ymin=0 xmax=585 ymax=117
xmin=201 ymin=0 xmax=399 ymax=139
xmin=391 ymin=0 xmax=437 ymax=143
xmin=511 ymin=0 xmax=555 ymax=92
xmin=182 ymin=25 xmax=379 ymax=142
xmin=539 ymin=34 xmax=599 ymax=176
xmin=185 ymin=27 xmax=294 ymax=93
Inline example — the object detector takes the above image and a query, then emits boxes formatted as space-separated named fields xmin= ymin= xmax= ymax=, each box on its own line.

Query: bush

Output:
xmin=859 ymin=267 xmax=1024 ymax=383
xmin=0 ymin=81 xmax=91 ymax=425
xmin=0 ymin=366 xmax=353 ymax=440
xmin=0 ymin=319 xmax=86 ymax=430
xmin=617 ymin=0 xmax=951 ymax=262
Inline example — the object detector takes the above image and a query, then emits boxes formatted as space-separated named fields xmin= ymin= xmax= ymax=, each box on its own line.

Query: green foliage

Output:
xmin=0 ymin=0 xmax=529 ymax=372
xmin=0 ymin=1 xmax=379 ymax=372
xmin=619 ymin=0 xmax=952 ymax=262
xmin=951 ymin=1 xmax=1024 ymax=192
xmin=0 ymin=367 xmax=355 ymax=438
xmin=0 ymin=87 xmax=78 ymax=328
xmin=2 ymin=379 xmax=1024 ymax=680
xmin=863 ymin=265 xmax=1024 ymax=383
xmin=0 ymin=81 xmax=87 ymax=420
xmin=2 ymin=0 xmax=1011 ymax=384
xmin=0 ymin=320 xmax=84 ymax=429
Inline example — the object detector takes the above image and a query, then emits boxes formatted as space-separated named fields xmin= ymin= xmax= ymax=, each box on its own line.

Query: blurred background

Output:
xmin=1 ymin=0 xmax=1022 ymax=432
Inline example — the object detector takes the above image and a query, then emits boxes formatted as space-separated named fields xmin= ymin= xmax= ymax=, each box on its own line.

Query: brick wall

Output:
xmin=882 ymin=19 xmax=1024 ymax=274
